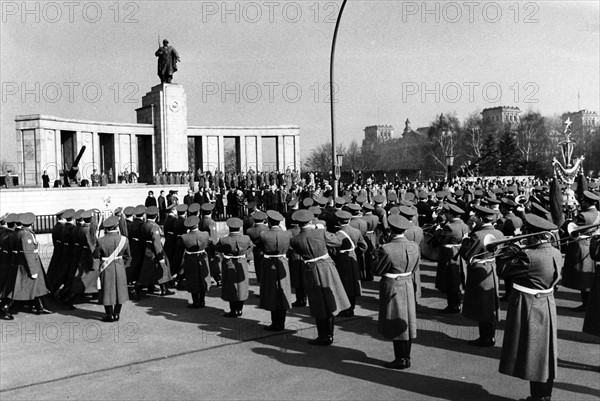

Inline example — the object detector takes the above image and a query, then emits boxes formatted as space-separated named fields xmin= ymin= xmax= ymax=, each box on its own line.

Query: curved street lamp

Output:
xmin=330 ymin=0 xmax=349 ymax=200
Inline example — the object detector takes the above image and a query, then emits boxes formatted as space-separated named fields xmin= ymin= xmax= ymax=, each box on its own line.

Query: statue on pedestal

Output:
xmin=155 ymin=39 xmax=180 ymax=84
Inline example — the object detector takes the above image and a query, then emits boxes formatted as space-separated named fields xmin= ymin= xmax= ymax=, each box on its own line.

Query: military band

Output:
xmin=1 ymin=180 xmax=599 ymax=401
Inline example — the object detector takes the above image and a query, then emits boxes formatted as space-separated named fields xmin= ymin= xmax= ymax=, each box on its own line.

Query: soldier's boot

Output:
xmin=159 ymin=284 xmax=175 ymax=296
xmin=1 ymin=300 xmax=15 ymax=320
xmin=572 ymin=291 xmax=589 ymax=312
xmin=292 ymin=288 xmax=306 ymax=307
xmin=235 ymin=301 xmax=244 ymax=316
xmin=113 ymin=304 xmax=122 ymax=321
xmin=102 ymin=305 xmax=114 ymax=322
xmin=308 ymin=318 xmax=331 ymax=346
xmin=188 ymin=293 xmax=202 ymax=309
xmin=264 ymin=310 xmax=286 ymax=331
xmin=338 ymin=297 xmax=355 ymax=317
xmin=63 ymin=293 xmax=77 ymax=310
xmin=34 ymin=297 xmax=54 ymax=315
xmin=384 ymin=340 xmax=411 ymax=369
xmin=224 ymin=301 xmax=240 ymax=318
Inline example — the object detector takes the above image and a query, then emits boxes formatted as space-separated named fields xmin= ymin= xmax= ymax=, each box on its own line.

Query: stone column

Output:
xmin=218 ymin=136 xmax=225 ymax=172
xmin=294 ymin=135 xmax=301 ymax=173
xmin=238 ymin=135 xmax=247 ymax=173
xmin=256 ymin=136 xmax=263 ymax=172
xmin=276 ymin=136 xmax=285 ymax=172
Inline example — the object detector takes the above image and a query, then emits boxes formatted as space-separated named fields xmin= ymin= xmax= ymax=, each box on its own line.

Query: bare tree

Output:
xmin=427 ymin=113 xmax=461 ymax=171
xmin=304 ymin=142 xmax=346 ymax=173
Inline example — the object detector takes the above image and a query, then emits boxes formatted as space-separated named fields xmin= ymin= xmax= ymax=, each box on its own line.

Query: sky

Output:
xmin=1 ymin=0 xmax=599 ymax=166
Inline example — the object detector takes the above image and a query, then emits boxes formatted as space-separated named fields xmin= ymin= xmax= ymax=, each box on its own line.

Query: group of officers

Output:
xmin=0 ymin=181 xmax=599 ymax=401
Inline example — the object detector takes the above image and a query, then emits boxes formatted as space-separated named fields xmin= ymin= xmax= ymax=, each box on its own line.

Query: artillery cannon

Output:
xmin=64 ymin=146 xmax=86 ymax=186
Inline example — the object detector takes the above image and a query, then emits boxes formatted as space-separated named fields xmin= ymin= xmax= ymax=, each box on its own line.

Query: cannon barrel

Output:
xmin=67 ymin=146 xmax=86 ymax=180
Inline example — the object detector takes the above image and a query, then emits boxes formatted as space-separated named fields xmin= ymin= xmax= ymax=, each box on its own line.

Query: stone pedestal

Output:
xmin=137 ymin=84 xmax=188 ymax=172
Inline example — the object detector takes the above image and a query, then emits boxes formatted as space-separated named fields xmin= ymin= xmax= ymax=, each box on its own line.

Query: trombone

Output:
xmin=566 ymin=222 xmax=600 ymax=239
xmin=468 ymin=231 xmax=554 ymax=264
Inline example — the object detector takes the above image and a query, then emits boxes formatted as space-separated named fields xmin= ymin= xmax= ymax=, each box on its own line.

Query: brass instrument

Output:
xmin=566 ymin=222 xmax=600 ymax=239
xmin=468 ymin=231 xmax=553 ymax=264
xmin=515 ymin=194 xmax=528 ymax=206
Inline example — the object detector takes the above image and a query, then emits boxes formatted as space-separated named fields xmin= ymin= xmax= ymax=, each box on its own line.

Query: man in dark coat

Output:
xmin=562 ymin=190 xmax=600 ymax=311
xmin=289 ymin=210 xmax=349 ymax=346
xmin=248 ymin=211 xmax=269 ymax=285
xmin=256 ymin=211 xmax=293 ymax=331
xmin=136 ymin=207 xmax=173 ymax=297
xmin=214 ymin=218 xmax=254 ymax=317
xmin=432 ymin=203 xmax=469 ymax=313
xmin=155 ymin=39 xmax=180 ymax=83
xmin=2 ymin=213 xmax=53 ymax=318
xmin=361 ymin=203 xmax=379 ymax=282
xmin=158 ymin=190 xmax=167 ymax=225
xmin=199 ymin=203 xmax=221 ymax=286
xmin=373 ymin=215 xmax=420 ymax=369
xmin=333 ymin=210 xmax=367 ymax=317
xmin=583 ymin=234 xmax=600 ymax=339
xmin=94 ymin=215 xmax=131 ymax=322
xmin=145 ymin=190 xmax=158 ymax=207
xmin=459 ymin=205 xmax=504 ymax=347
xmin=181 ymin=216 xmax=212 ymax=308
xmin=45 ymin=209 xmax=66 ymax=292
xmin=496 ymin=214 xmax=561 ymax=401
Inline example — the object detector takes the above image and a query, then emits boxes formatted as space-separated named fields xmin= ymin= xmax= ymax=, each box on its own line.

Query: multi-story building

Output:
xmin=562 ymin=109 xmax=600 ymax=133
xmin=362 ymin=125 xmax=394 ymax=152
xmin=481 ymin=106 xmax=521 ymax=130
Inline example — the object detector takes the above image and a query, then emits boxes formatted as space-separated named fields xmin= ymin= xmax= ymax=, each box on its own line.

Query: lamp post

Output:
xmin=445 ymin=153 xmax=454 ymax=183
xmin=335 ymin=154 xmax=344 ymax=185
xmin=439 ymin=113 xmax=454 ymax=183
xmin=330 ymin=0 xmax=349 ymax=200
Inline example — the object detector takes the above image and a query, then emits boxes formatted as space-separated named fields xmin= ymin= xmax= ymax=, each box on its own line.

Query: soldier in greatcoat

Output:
xmin=45 ymin=209 xmax=66 ymax=292
xmin=2 ymin=213 xmax=52 ymax=317
xmin=163 ymin=204 xmax=178 ymax=266
xmin=65 ymin=210 xmax=99 ymax=307
xmin=289 ymin=210 xmax=349 ymax=346
xmin=256 ymin=210 xmax=293 ymax=331
xmin=432 ymin=203 xmax=469 ymax=313
xmin=583 ymin=233 xmax=600 ymax=342
xmin=180 ymin=215 xmax=212 ymax=308
xmin=94 ymin=216 xmax=131 ymax=322
xmin=214 ymin=218 xmax=254 ymax=317
xmin=361 ymin=203 xmax=379 ymax=282
xmin=373 ymin=215 xmax=420 ymax=369
xmin=496 ymin=214 xmax=561 ymax=401
xmin=53 ymin=209 xmax=76 ymax=297
xmin=562 ymin=190 xmax=600 ymax=311
xmin=0 ymin=213 xmax=16 ymax=319
xmin=248 ymin=211 xmax=269 ymax=285
xmin=136 ymin=206 xmax=174 ymax=297
xmin=459 ymin=205 xmax=505 ymax=347
xmin=199 ymin=203 xmax=221 ymax=286
xmin=128 ymin=205 xmax=146 ymax=287
xmin=333 ymin=210 xmax=367 ymax=317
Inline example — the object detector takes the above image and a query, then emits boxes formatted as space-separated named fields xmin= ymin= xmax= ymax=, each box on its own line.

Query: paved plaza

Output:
xmin=0 ymin=237 xmax=598 ymax=401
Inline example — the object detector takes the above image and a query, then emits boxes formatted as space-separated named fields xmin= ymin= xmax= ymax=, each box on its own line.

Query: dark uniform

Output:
xmin=433 ymin=204 xmax=469 ymax=313
xmin=55 ymin=212 xmax=76 ymax=294
xmin=496 ymin=214 xmax=561 ymax=401
xmin=289 ymin=210 xmax=350 ymax=346
xmin=583 ymin=234 xmax=600 ymax=337
xmin=199 ymin=204 xmax=221 ymax=285
xmin=181 ymin=216 xmax=212 ymax=308
xmin=248 ymin=214 xmax=269 ymax=284
xmin=45 ymin=211 xmax=66 ymax=292
xmin=460 ymin=208 xmax=505 ymax=346
xmin=171 ymin=205 xmax=188 ymax=276
xmin=333 ymin=211 xmax=367 ymax=317
xmin=3 ymin=213 xmax=52 ymax=316
xmin=562 ymin=197 xmax=599 ymax=310
xmin=136 ymin=208 xmax=173 ymax=296
xmin=214 ymin=218 xmax=254 ymax=317
xmin=361 ymin=205 xmax=379 ymax=281
xmin=256 ymin=211 xmax=293 ymax=330
xmin=163 ymin=210 xmax=178 ymax=266
xmin=67 ymin=212 xmax=99 ymax=301
xmin=128 ymin=209 xmax=146 ymax=283
xmin=94 ymin=216 xmax=131 ymax=322
xmin=373 ymin=214 xmax=420 ymax=369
